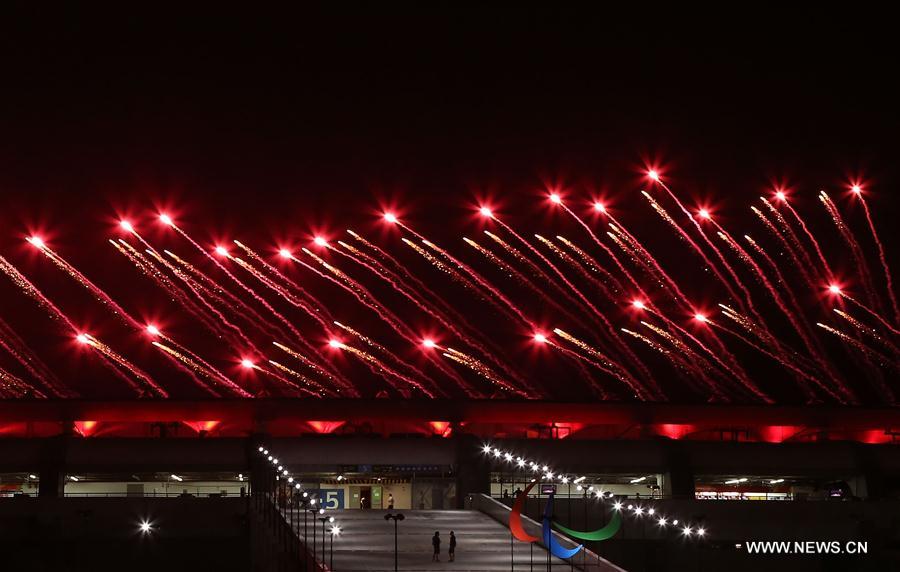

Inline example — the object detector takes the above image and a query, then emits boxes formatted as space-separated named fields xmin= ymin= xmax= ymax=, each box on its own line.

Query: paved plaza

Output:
xmin=294 ymin=509 xmax=599 ymax=571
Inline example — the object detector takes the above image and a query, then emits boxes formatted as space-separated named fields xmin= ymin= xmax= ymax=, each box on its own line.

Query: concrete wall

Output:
xmin=2 ymin=435 xmax=900 ymax=502
xmin=0 ymin=497 xmax=249 ymax=571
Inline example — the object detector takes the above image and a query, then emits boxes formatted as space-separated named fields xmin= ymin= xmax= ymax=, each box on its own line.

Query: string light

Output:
xmin=482 ymin=442 xmax=707 ymax=538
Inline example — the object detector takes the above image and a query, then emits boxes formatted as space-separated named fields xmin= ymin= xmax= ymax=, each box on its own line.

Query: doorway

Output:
xmin=349 ymin=485 xmax=373 ymax=509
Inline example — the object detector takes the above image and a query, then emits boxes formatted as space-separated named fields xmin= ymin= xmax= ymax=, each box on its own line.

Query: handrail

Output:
xmin=472 ymin=493 xmax=627 ymax=572
xmin=250 ymin=489 xmax=328 ymax=572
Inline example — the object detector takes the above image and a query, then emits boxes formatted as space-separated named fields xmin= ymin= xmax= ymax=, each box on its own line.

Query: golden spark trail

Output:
xmin=556 ymin=202 xmax=645 ymax=294
xmin=421 ymin=238 xmax=533 ymax=327
xmin=273 ymin=341 xmax=358 ymax=396
xmin=170 ymin=224 xmax=315 ymax=349
xmin=463 ymin=237 xmax=588 ymax=329
xmin=111 ymin=241 xmax=237 ymax=344
xmin=304 ymin=244 xmax=472 ymax=396
xmin=717 ymin=306 xmax=850 ymax=403
xmin=82 ymin=334 xmax=168 ymax=397
xmin=333 ymin=321 xmax=437 ymax=388
xmin=555 ymin=236 xmax=627 ymax=294
xmin=443 ymin=348 xmax=526 ymax=397
xmin=819 ymin=192 xmax=880 ymax=309
xmin=27 ymin=239 xmax=144 ymax=330
xmin=232 ymin=255 xmax=333 ymax=331
xmin=815 ymin=324 xmax=898 ymax=400
xmin=749 ymin=206 xmax=818 ymax=292
xmin=780 ymin=198 xmax=835 ymax=282
xmin=0 ymin=367 xmax=41 ymax=398
xmin=545 ymin=338 xmax=655 ymax=399
xmin=643 ymin=305 xmax=767 ymax=401
xmin=333 ymin=241 xmax=485 ymax=397
xmin=482 ymin=230 xmax=591 ymax=320
xmin=834 ymin=309 xmax=900 ymax=355
xmin=155 ymin=250 xmax=267 ymax=359
xmin=0 ymin=316 xmax=71 ymax=397
xmin=744 ymin=234 xmax=846 ymax=379
xmin=233 ymin=240 xmax=335 ymax=321
xmin=856 ymin=192 xmax=900 ymax=325
xmin=552 ymin=329 xmax=656 ymax=400
xmin=268 ymin=360 xmax=331 ymax=395
xmin=334 ymin=341 xmax=435 ymax=398
xmin=167 ymin=248 xmax=345 ymax=388
xmin=151 ymin=342 xmax=247 ymax=397
xmin=253 ymin=364 xmax=322 ymax=397
xmin=535 ymin=235 xmax=616 ymax=300
xmin=347 ymin=229 xmax=460 ymax=320
xmin=760 ymin=198 xmax=817 ymax=276
xmin=639 ymin=321 xmax=734 ymax=401
xmin=641 ymin=191 xmax=748 ymax=313
xmin=706 ymin=319 xmax=842 ymax=401
xmin=835 ymin=291 xmax=900 ymax=336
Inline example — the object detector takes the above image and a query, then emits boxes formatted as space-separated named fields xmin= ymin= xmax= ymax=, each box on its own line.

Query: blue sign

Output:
xmin=315 ymin=488 xmax=345 ymax=509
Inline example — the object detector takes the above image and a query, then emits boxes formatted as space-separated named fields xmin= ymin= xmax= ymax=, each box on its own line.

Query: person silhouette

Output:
xmin=448 ymin=530 xmax=457 ymax=562
xmin=432 ymin=531 xmax=441 ymax=561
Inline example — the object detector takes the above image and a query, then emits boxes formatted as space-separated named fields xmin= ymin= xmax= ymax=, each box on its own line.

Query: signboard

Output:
xmin=540 ymin=484 xmax=557 ymax=495
xmin=372 ymin=464 xmax=445 ymax=473
xmin=315 ymin=488 xmax=345 ymax=510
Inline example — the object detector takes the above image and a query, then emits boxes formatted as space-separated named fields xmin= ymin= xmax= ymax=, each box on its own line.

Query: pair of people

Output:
xmin=431 ymin=530 xmax=457 ymax=562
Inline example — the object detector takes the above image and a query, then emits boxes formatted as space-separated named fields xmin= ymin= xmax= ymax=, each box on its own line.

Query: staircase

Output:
xmin=300 ymin=508 xmax=575 ymax=571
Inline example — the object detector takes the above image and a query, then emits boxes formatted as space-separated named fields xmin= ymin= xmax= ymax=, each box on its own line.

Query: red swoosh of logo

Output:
xmin=510 ymin=481 xmax=539 ymax=542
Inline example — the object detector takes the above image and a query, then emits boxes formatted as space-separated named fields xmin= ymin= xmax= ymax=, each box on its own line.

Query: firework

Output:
xmin=0 ymin=169 xmax=895 ymax=404
xmin=853 ymin=187 xmax=900 ymax=324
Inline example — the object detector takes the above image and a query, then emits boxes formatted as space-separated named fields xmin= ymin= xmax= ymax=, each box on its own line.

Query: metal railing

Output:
xmin=250 ymin=466 xmax=328 ymax=572
xmin=2 ymin=491 xmax=246 ymax=498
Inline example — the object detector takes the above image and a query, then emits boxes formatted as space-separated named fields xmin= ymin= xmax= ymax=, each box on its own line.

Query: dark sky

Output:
xmin=0 ymin=8 xmax=897 ymax=402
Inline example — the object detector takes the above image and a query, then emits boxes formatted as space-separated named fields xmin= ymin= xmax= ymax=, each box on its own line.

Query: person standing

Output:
xmin=448 ymin=531 xmax=457 ymax=562
xmin=387 ymin=493 xmax=394 ymax=509
xmin=431 ymin=531 xmax=441 ymax=562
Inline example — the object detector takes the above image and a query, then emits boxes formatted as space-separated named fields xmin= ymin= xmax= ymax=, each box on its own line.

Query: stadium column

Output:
xmin=38 ymin=433 xmax=69 ymax=498
xmin=663 ymin=440 xmax=695 ymax=499
xmin=248 ymin=433 xmax=274 ymax=495
xmin=853 ymin=443 xmax=882 ymax=500
xmin=453 ymin=432 xmax=490 ymax=509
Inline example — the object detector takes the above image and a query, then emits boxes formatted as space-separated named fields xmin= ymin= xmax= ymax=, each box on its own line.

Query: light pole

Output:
xmin=318 ymin=514 xmax=333 ymax=563
xmin=330 ymin=524 xmax=341 ymax=571
xmin=305 ymin=500 xmax=317 ymax=569
xmin=312 ymin=507 xmax=324 ymax=563
xmin=384 ymin=512 xmax=405 ymax=572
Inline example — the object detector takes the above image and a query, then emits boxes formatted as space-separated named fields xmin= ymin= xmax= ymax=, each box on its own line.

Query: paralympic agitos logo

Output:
xmin=509 ymin=481 xmax=622 ymax=559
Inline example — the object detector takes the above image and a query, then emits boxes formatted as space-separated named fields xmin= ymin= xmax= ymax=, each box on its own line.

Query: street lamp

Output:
xmin=384 ymin=512 xmax=405 ymax=572
xmin=330 ymin=524 xmax=341 ymax=570
xmin=318 ymin=514 xmax=334 ymax=564
xmin=310 ymin=506 xmax=323 ymax=566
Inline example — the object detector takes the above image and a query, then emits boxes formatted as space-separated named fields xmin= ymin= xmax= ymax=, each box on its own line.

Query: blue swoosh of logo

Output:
xmin=542 ymin=492 xmax=583 ymax=559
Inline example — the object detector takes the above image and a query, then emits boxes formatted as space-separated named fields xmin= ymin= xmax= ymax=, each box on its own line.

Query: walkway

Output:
xmin=294 ymin=509 xmax=578 ymax=571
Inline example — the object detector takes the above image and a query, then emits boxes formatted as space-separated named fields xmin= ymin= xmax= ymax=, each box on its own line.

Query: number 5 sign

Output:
xmin=318 ymin=488 xmax=344 ymax=509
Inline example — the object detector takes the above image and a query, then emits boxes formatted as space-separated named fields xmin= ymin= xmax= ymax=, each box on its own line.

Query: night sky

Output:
xmin=0 ymin=8 xmax=897 ymax=402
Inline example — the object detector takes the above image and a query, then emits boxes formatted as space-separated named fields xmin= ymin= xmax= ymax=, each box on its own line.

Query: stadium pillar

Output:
xmin=664 ymin=441 xmax=695 ymax=498
xmin=38 ymin=435 xmax=68 ymax=498
xmin=854 ymin=444 xmax=882 ymax=500
xmin=248 ymin=433 xmax=274 ymax=494
xmin=454 ymin=432 xmax=490 ymax=508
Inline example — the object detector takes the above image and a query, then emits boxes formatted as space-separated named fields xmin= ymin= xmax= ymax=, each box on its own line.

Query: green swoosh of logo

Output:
xmin=552 ymin=510 xmax=622 ymax=541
